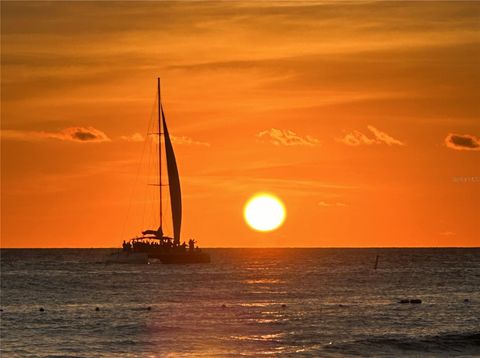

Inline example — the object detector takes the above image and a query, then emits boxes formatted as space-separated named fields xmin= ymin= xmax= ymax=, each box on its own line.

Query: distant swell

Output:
xmin=327 ymin=332 xmax=480 ymax=355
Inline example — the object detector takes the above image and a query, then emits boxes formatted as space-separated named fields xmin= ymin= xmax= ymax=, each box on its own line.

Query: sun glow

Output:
xmin=244 ymin=193 xmax=286 ymax=232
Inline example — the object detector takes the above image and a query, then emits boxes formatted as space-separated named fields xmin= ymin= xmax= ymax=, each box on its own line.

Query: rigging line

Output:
xmin=147 ymin=112 xmax=159 ymax=229
xmin=164 ymin=189 xmax=172 ymax=236
xmin=148 ymin=145 xmax=157 ymax=231
xmin=156 ymin=106 xmax=161 ymax=229
xmin=144 ymin=98 xmax=157 ymax=230
xmin=153 ymin=109 xmax=160 ymax=229
xmin=142 ymin=120 xmax=156 ymax=230
xmin=120 ymin=89 xmax=157 ymax=241
xmin=158 ymin=78 xmax=163 ymax=230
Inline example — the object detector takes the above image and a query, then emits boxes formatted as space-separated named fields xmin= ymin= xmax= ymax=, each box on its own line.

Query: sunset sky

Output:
xmin=1 ymin=1 xmax=479 ymax=248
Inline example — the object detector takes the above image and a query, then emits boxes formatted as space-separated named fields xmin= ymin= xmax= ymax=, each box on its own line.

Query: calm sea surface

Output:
xmin=1 ymin=248 xmax=479 ymax=357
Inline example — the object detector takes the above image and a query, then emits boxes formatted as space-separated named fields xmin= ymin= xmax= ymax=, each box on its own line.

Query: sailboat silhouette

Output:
xmin=108 ymin=78 xmax=210 ymax=264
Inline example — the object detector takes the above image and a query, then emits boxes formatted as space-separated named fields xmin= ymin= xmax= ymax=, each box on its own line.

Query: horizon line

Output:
xmin=1 ymin=246 xmax=479 ymax=249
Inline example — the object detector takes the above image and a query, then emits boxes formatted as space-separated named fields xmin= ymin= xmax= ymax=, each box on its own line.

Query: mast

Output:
xmin=157 ymin=77 xmax=162 ymax=230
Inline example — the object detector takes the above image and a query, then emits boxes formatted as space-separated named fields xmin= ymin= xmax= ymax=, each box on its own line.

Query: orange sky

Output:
xmin=1 ymin=1 xmax=479 ymax=248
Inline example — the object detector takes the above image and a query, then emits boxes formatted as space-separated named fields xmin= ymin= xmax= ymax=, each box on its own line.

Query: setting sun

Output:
xmin=244 ymin=193 xmax=286 ymax=232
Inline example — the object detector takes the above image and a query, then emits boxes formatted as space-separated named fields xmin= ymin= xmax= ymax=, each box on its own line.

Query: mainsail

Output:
xmin=161 ymin=105 xmax=182 ymax=242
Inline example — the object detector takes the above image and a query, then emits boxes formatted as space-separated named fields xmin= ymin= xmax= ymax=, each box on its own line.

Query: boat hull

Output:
xmin=127 ymin=242 xmax=211 ymax=264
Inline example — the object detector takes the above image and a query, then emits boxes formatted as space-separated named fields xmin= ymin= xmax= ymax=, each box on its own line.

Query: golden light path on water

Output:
xmin=243 ymin=193 xmax=286 ymax=232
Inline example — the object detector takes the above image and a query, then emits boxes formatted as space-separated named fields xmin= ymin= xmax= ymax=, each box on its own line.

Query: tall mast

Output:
xmin=157 ymin=77 xmax=162 ymax=230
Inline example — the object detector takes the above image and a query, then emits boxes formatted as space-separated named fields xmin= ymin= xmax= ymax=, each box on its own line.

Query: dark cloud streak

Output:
xmin=445 ymin=133 xmax=480 ymax=151
xmin=1 ymin=127 xmax=111 ymax=143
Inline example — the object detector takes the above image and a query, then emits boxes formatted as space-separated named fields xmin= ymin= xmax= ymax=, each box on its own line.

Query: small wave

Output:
xmin=326 ymin=331 xmax=480 ymax=355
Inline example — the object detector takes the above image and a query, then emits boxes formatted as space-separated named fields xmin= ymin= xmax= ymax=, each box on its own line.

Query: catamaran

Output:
xmin=107 ymin=78 xmax=210 ymax=264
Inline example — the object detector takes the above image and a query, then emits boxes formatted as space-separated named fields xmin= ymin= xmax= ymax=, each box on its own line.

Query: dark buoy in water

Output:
xmin=221 ymin=304 xmax=227 ymax=309
xmin=281 ymin=304 xmax=287 ymax=308
xmin=39 ymin=307 xmax=45 ymax=312
xmin=410 ymin=299 xmax=422 ymax=304
xmin=399 ymin=299 xmax=409 ymax=304
xmin=95 ymin=307 xmax=100 ymax=311
xmin=464 ymin=299 xmax=470 ymax=303
xmin=0 ymin=308 xmax=3 ymax=312
xmin=147 ymin=306 xmax=152 ymax=311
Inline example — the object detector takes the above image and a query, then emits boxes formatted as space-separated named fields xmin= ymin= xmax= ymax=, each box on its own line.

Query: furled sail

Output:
xmin=161 ymin=106 xmax=182 ymax=242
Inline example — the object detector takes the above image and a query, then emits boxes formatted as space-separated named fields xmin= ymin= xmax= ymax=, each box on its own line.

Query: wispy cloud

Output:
xmin=184 ymin=175 xmax=356 ymax=200
xmin=318 ymin=201 xmax=348 ymax=207
xmin=339 ymin=125 xmax=405 ymax=146
xmin=444 ymin=133 xmax=480 ymax=151
xmin=120 ymin=133 xmax=144 ymax=142
xmin=2 ymin=127 xmax=111 ymax=143
xmin=439 ymin=231 xmax=456 ymax=236
xmin=340 ymin=130 xmax=377 ymax=146
xmin=367 ymin=125 xmax=405 ymax=146
xmin=171 ymin=135 xmax=211 ymax=147
xmin=120 ymin=133 xmax=210 ymax=146
xmin=257 ymin=128 xmax=320 ymax=146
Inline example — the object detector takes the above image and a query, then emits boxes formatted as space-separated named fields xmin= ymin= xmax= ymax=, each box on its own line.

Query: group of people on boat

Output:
xmin=122 ymin=235 xmax=199 ymax=254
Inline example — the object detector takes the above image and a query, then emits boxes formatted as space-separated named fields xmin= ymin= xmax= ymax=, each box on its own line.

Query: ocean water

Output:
xmin=1 ymin=248 xmax=479 ymax=357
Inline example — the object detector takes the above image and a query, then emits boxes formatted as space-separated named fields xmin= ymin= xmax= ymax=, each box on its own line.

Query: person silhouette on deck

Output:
xmin=188 ymin=239 xmax=195 ymax=252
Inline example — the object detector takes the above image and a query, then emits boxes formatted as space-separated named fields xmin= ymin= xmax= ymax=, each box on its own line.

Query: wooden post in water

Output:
xmin=374 ymin=254 xmax=380 ymax=270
